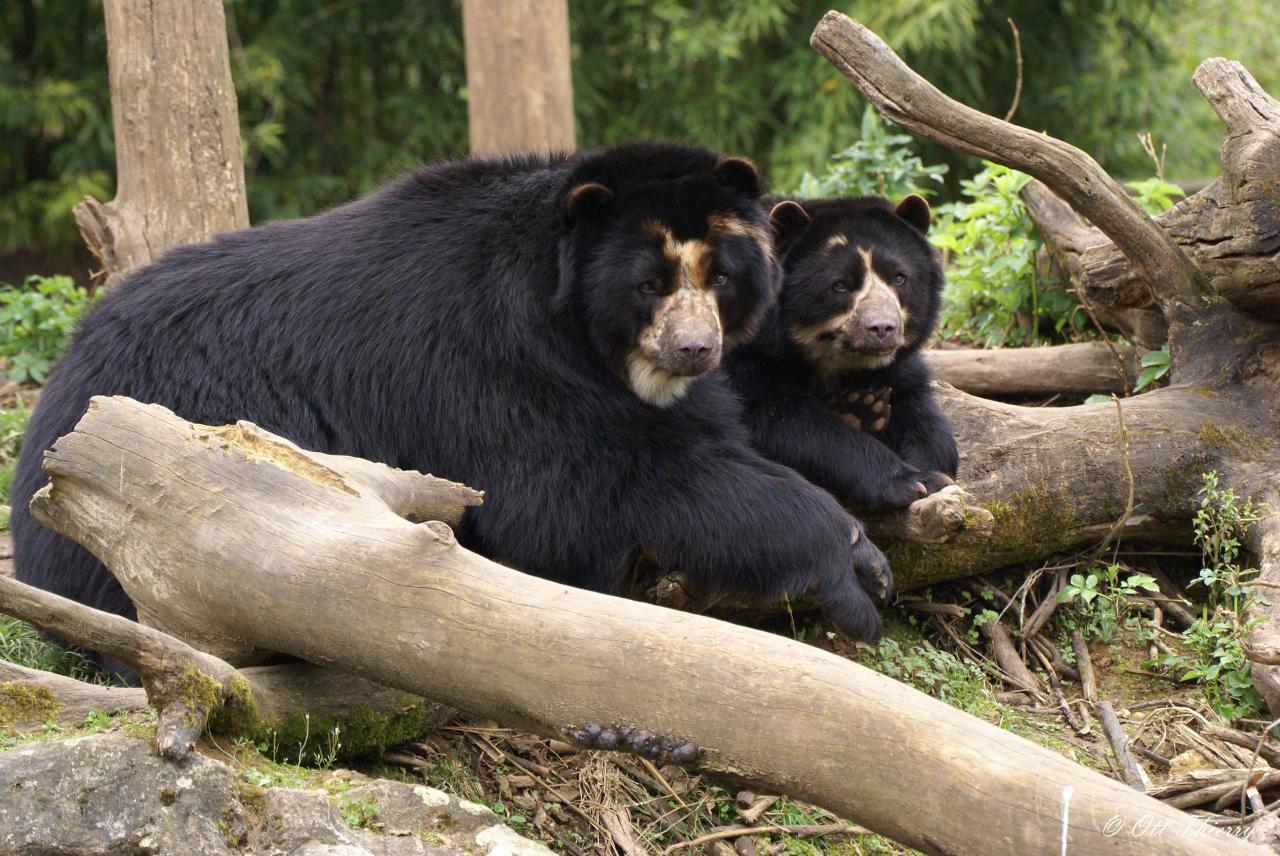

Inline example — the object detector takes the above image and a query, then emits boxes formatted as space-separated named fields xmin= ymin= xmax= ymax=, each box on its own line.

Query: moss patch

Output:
xmin=252 ymin=698 xmax=429 ymax=765
xmin=207 ymin=673 xmax=259 ymax=736
xmin=888 ymin=485 xmax=1078 ymax=589
xmin=0 ymin=682 xmax=62 ymax=726
xmin=1196 ymin=423 xmax=1270 ymax=457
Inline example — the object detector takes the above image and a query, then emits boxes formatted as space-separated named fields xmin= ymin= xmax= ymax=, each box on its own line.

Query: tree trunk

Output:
xmin=73 ymin=0 xmax=249 ymax=290
xmin=811 ymin=14 xmax=1280 ymax=710
xmin=22 ymin=395 xmax=1260 ymax=856
xmin=462 ymin=0 xmax=576 ymax=157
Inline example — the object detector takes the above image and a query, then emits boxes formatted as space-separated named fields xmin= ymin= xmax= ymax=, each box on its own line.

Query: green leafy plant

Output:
xmin=933 ymin=163 xmax=1082 ymax=346
xmin=338 ymin=794 xmax=380 ymax=830
xmin=858 ymin=637 xmax=995 ymax=716
xmin=793 ymin=106 xmax=947 ymax=200
xmin=1158 ymin=472 xmax=1269 ymax=720
xmin=0 ymin=274 xmax=95 ymax=384
xmin=1133 ymin=345 xmax=1170 ymax=392
xmin=1056 ymin=563 xmax=1159 ymax=642
xmin=1126 ymin=176 xmax=1185 ymax=215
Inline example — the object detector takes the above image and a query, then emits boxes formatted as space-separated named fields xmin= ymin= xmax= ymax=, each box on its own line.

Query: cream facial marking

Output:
xmin=826 ymin=234 xmax=849 ymax=250
xmin=627 ymin=222 xmax=724 ymax=406
xmin=626 ymin=350 xmax=696 ymax=407
xmin=789 ymin=246 xmax=905 ymax=375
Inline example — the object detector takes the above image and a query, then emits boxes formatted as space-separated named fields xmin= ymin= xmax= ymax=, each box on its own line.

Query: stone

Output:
xmin=0 ymin=734 xmax=554 ymax=856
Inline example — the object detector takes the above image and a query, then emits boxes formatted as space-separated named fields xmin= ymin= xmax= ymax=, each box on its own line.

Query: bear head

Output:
xmin=558 ymin=143 xmax=779 ymax=407
xmin=766 ymin=194 xmax=942 ymax=376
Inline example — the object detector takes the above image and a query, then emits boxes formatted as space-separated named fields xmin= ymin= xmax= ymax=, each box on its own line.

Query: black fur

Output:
xmin=726 ymin=196 xmax=959 ymax=511
xmin=13 ymin=143 xmax=891 ymax=642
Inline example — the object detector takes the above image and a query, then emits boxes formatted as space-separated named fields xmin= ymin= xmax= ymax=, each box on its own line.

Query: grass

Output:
xmin=0 ymin=615 xmax=111 ymax=685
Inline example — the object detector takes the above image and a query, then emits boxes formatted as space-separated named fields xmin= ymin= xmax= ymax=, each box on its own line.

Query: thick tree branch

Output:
xmin=809 ymin=12 xmax=1210 ymax=327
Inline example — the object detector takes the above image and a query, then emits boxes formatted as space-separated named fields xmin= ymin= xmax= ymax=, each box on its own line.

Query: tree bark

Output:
xmin=1020 ymin=180 xmax=1168 ymax=349
xmin=462 ymin=0 xmax=576 ymax=156
xmin=923 ymin=342 xmax=1137 ymax=397
xmin=810 ymin=13 xmax=1280 ymax=712
xmin=23 ymin=395 xmax=1260 ymax=856
xmin=1018 ymin=63 xmax=1280 ymax=340
xmin=0 ymin=574 xmax=451 ymax=759
xmin=74 ymin=0 xmax=248 ymax=290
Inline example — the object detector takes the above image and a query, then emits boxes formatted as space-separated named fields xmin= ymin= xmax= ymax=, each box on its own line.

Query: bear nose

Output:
xmin=865 ymin=320 xmax=898 ymax=340
xmin=678 ymin=341 xmax=712 ymax=359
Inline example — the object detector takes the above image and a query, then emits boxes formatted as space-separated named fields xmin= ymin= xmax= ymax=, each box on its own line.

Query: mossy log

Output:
xmin=0 ymin=576 xmax=450 ymax=760
xmin=21 ymin=395 xmax=1261 ymax=855
xmin=811 ymin=14 xmax=1280 ymax=714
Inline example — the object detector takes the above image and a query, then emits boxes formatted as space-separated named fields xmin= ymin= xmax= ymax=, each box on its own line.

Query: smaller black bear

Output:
xmin=725 ymin=194 xmax=958 ymax=510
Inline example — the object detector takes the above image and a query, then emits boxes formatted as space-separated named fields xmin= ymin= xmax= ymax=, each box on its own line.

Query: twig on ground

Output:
xmin=1072 ymin=631 xmax=1098 ymax=704
xmin=1097 ymin=700 xmax=1146 ymax=790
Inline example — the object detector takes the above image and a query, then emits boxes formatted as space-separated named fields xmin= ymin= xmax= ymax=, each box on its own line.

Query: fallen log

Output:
xmin=22 ymin=395 xmax=1264 ymax=856
xmin=0 ymin=575 xmax=451 ymax=760
xmin=923 ymin=342 xmax=1136 ymax=397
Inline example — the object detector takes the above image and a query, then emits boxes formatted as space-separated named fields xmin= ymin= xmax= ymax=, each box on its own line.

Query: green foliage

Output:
xmin=793 ymin=107 xmax=947 ymax=199
xmin=338 ymin=794 xmax=380 ymax=830
xmin=1158 ymin=472 xmax=1269 ymax=720
xmin=0 ymin=274 xmax=94 ymax=383
xmin=0 ymin=616 xmax=112 ymax=684
xmin=1056 ymin=563 xmax=1159 ymax=641
xmin=858 ymin=636 xmax=995 ymax=716
xmin=0 ymin=399 xmax=30 ymax=526
xmin=1133 ymin=345 xmax=1170 ymax=392
xmin=1126 ymin=176 xmax=1185 ymax=215
xmin=932 ymin=163 xmax=1081 ymax=346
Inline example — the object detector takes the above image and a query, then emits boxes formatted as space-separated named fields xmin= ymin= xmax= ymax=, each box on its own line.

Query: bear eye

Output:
xmin=831 ymin=279 xmax=851 ymax=293
xmin=638 ymin=279 xmax=661 ymax=295
xmin=892 ymin=274 xmax=907 ymax=287
xmin=712 ymin=272 xmax=730 ymax=287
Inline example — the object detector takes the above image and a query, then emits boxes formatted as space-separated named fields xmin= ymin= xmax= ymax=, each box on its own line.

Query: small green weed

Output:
xmin=1056 ymin=563 xmax=1159 ymax=642
xmin=0 ymin=275 xmax=95 ymax=384
xmin=338 ymin=794 xmax=380 ymax=830
xmin=858 ymin=636 xmax=995 ymax=717
xmin=1157 ymin=472 xmax=1269 ymax=720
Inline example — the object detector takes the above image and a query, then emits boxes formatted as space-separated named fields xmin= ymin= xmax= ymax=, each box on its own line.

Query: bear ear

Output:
xmin=894 ymin=194 xmax=931 ymax=234
xmin=713 ymin=157 xmax=763 ymax=199
xmin=563 ymin=182 xmax=614 ymax=225
xmin=767 ymin=200 xmax=811 ymax=241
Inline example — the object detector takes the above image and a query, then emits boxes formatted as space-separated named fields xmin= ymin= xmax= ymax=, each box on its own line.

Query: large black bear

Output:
xmin=12 ymin=143 xmax=893 ymax=644
xmin=725 ymin=195 xmax=959 ymax=511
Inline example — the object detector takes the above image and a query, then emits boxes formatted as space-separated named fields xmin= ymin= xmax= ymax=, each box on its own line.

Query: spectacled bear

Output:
xmin=725 ymin=195 xmax=959 ymax=511
xmin=12 ymin=142 xmax=893 ymax=647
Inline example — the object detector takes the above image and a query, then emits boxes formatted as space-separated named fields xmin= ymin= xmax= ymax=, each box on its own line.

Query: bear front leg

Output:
xmin=746 ymin=395 xmax=927 ymax=510
xmin=640 ymin=449 xmax=892 ymax=641
xmin=882 ymin=386 xmax=959 ymax=493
